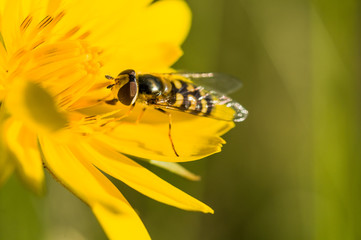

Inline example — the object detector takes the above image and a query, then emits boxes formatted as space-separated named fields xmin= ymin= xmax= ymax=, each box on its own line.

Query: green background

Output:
xmin=1 ymin=0 xmax=360 ymax=239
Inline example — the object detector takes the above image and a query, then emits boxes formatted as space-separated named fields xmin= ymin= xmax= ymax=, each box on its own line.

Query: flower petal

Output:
xmin=96 ymin=125 xmax=224 ymax=162
xmin=0 ymin=103 xmax=13 ymax=186
xmin=71 ymin=140 xmax=213 ymax=213
xmin=148 ymin=160 xmax=200 ymax=181
xmin=103 ymin=42 xmax=183 ymax=74
xmin=135 ymin=0 xmax=192 ymax=45
xmin=95 ymin=106 xmax=234 ymax=162
xmin=4 ymin=119 xmax=44 ymax=193
xmin=1 ymin=0 xmax=22 ymax=54
xmin=100 ymin=0 xmax=191 ymax=74
xmin=0 ymin=0 xmax=48 ymax=53
xmin=39 ymin=137 xmax=150 ymax=240
xmin=56 ymin=0 xmax=153 ymax=43
xmin=0 ymin=34 xmax=6 ymax=82
xmin=92 ymin=203 xmax=151 ymax=240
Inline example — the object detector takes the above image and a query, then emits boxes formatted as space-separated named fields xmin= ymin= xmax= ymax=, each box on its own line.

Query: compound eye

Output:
xmin=118 ymin=69 xmax=136 ymax=77
xmin=117 ymin=81 xmax=138 ymax=106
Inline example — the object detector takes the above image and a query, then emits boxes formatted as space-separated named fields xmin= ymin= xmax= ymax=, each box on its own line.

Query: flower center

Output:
xmin=5 ymin=12 xmax=104 ymax=110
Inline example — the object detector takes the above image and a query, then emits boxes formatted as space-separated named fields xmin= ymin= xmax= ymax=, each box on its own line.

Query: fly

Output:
xmin=103 ymin=69 xmax=248 ymax=157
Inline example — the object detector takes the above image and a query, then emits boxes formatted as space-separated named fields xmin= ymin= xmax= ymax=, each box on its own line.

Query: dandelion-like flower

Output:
xmin=0 ymin=0 xmax=243 ymax=239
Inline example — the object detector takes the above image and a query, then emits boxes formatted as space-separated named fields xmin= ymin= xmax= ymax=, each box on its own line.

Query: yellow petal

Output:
xmin=0 ymin=103 xmax=13 ymax=186
xmin=39 ymin=137 xmax=150 ymax=239
xmin=0 ymin=34 xmax=6 ymax=81
xmin=1 ymin=0 xmax=22 ymax=54
xmin=0 ymin=81 xmax=5 ymax=98
xmin=95 ymin=106 xmax=234 ymax=162
xmin=3 ymin=119 xmax=44 ymax=194
xmin=71 ymin=140 xmax=213 ymax=213
xmin=93 ymin=203 xmax=151 ymax=240
xmin=148 ymin=160 xmax=200 ymax=181
xmin=0 ymin=0 xmax=47 ymax=53
xmin=46 ymin=0 xmax=62 ymax=15
xmin=104 ymin=0 xmax=191 ymax=47
xmin=97 ymin=125 xmax=225 ymax=162
xmin=135 ymin=0 xmax=192 ymax=45
xmin=100 ymin=0 xmax=191 ymax=74
xmin=103 ymin=42 xmax=183 ymax=74
xmin=56 ymin=0 xmax=153 ymax=44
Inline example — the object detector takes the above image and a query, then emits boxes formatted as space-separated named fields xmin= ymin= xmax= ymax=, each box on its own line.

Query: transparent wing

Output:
xmin=166 ymin=72 xmax=243 ymax=95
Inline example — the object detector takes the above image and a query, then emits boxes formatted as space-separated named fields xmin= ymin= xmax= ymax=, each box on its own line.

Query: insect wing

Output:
xmin=203 ymin=89 xmax=248 ymax=122
xmin=167 ymin=72 xmax=243 ymax=95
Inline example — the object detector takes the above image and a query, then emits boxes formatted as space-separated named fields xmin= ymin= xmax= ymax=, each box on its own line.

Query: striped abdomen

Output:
xmin=166 ymin=79 xmax=213 ymax=117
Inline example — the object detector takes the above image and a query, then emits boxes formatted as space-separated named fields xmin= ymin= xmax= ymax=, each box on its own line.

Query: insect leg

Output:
xmin=81 ymin=103 xmax=135 ymax=127
xmin=155 ymin=108 xmax=179 ymax=157
xmin=136 ymin=107 xmax=147 ymax=124
xmin=82 ymin=109 xmax=123 ymax=123
xmin=99 ymin=102 xmax=137 ymax=128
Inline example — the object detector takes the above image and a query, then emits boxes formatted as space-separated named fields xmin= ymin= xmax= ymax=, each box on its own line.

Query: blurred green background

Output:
xmin=1 ymin=0 xmax=360 ymax=239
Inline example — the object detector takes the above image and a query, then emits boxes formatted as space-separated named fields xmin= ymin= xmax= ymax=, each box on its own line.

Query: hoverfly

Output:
xmin=103 ymin=69 xmax=248 ymax=157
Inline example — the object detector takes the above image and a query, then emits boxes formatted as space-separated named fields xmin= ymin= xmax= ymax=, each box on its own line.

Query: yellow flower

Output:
xmin=0 ymin=0 xmax=243 ymax=239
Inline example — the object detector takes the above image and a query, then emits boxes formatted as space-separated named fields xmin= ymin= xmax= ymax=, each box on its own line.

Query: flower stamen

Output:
xmin=38 ymin=16 xmax=53 ymax=30
xmin=62 ymin=26 xmax=81 ymax=40
xmin=20 ymin=15 xmax=32 ymax=32
xmin=31 ymin=40 xmax=46 ymax=50
xmin=79 ymin=31 xmax=91 ymax=40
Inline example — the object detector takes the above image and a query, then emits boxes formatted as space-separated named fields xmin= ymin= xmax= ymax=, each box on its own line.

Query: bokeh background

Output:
xmin=1 ymin=0 xmax=360 ymax=239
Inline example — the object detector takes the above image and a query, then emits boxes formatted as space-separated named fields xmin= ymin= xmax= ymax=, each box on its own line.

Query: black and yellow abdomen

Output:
xmin=168 ymin=79 xmax=213 ymax=116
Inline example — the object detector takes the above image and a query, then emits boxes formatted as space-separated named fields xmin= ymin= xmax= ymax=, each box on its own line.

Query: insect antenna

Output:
xmin=105 ymin=75 xmax=114 ymax=80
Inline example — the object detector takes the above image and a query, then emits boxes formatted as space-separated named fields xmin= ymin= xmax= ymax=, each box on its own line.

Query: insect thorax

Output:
xmin=137 ymin=74 xmax=172 ymax=102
